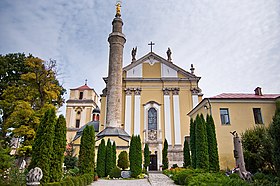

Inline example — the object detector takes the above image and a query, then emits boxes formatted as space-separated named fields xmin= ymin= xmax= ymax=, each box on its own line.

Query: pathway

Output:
xmin=91 ymin=172 xmax=176 ymax=186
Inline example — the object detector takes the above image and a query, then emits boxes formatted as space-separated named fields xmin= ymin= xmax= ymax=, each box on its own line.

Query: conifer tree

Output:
xmin=144 ymin=143 xmax=150 ymax=171
xmin=129 ymin=135 xmax=135 ymax=175
xmin=129 ymin=135 xmax=142 ymax=177
xmin=112 ymin=141 xmax=117 ymax=167
xmin=190 ymin=118 xmax=196 ymax=168
xmin=29 ymin=108 xmax=56 ymax=183
xmin=50 ymin=115 xmax=66 ymax=182
xmin=162 ymin=139 xmax=169 ymax=170
xmin=135 ymin=135 xmax=142 ymax=175
xmin=269 ymin=101 xmax=280 ymax=176
xmin=195 ymin=114 xmax=209 ymax=170
xmin=96 ymin=139 xmax=106 ymax=177
xmin=78 ymin=125 xmax=95 ymax=174
xmin=206 ymin=114 xmax=220 ymax=171
xmin=183 ymin=137 xmax=191 ymax=168
xmin=105 ymin=139 xmax=113 ymax=176
xmin=117 ymin=151 xmax=129 ymax=170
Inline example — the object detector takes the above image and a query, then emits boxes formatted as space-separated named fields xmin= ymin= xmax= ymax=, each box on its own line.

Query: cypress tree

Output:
xmin=112 ymin=141 xmax=117 ymax=167
xmin=162 ymin=139 xmax=169 ymax=170
xmin=190 ymin=118 xmax=196 ymax=168
xmin=129 ymin=135 xmax=135 ymax=176
xmin=195 ymin=114 xmax=209 ymax=170
xmin=105 ymin=139 xmax=113 ymax=176
xmin=50 ymin=115 xmax=66 ymax=182
xmin=144 ymin=143 xmax=150 ymax=171
xmin=206 ymin=114 xmax=220 ymax=171
xmin=129 ymin=135 xmax=142 ymax=177
xmin=96 ymin=139 xmax=106 ymax=177
xmin=78 ymin=125 xmax=95 ymax=174
xmin=29 ymin=108 xmax=56 ymax=183
xmin=269 ymin=101 xmax=280 ymax=176
xmin=135 ymin=135 xmax=142 ymax=176
xmin=117 ymin=151 xmax=129 ymax=170
xmin=183 ymin=137 xmax=191 ymax=168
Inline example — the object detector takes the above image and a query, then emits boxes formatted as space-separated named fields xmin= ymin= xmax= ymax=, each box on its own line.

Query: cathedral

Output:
xmin=66 ymin=3 xmax=202 ymax=171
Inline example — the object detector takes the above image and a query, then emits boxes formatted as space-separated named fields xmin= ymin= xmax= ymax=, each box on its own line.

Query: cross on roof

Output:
xmin=85 ymin=79 xmax=88 ymax=85
xmin=148 ymin=41 xmax=155 ymax=52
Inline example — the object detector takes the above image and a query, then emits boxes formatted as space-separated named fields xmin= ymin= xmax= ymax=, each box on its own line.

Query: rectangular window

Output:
xmin=220 ymin=108 xmax=230 ymax=125
xmin=76 ymin=119 xmax=80 ymax=128
xmin=79 ymin=92 xmax=83 ymax=100
xmin=253 ymin=108 xmax=263 ymax=124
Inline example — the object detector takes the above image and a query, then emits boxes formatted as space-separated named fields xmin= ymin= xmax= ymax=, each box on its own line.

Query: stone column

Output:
xmin=134 ymin=88 xmax=141 ymax=135
xmin=163 ymin=88 xmax=172 ymax=144
xmin=105 ymin=14 xmax=126 ymax=128
xmin=172 ymin=88 xmax=181 ymax=145
xmin=124 ymin=88 xmax=132 ymax=135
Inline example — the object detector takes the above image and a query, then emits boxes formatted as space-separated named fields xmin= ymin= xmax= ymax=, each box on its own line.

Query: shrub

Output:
xmin=242 ymin=126 xmax=274 ymax=173
xmin=70 ymin=177 xmax=79 ymax=186
xmin=117 ymin=151 xmax=129 ymax=170
xmin=109 ymin=166 xmax=121 ymax=178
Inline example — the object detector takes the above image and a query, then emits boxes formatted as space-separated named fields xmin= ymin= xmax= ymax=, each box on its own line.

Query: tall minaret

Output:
xmin=105 ymin=2 xmax=126 ymax=128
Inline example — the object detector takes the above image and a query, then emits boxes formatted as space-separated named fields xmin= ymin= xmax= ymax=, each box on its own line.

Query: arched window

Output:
xmin=148 ymin=108 xmax=157 ymax=130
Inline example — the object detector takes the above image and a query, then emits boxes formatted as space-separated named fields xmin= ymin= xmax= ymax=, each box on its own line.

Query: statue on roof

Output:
xmin=167 ymin=47 xmax=172 ymax=61
xmin=131 ymin=47 xmax=137 ymax=61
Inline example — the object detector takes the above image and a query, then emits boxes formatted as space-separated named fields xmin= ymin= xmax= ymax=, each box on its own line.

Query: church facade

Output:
xmin=99 ymin=51 xmax=203 ymax=169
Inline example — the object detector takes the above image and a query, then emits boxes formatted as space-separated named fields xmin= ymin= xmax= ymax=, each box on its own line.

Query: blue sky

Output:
xmin=1 ymin=0 xmax=280 ymax=114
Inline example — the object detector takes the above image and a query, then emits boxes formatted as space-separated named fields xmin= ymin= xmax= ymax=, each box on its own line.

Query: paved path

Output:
xmin=148 ymin=172 xmax=176 ymax=186
xmin=91 ymin=172 xmax=176 ymax=186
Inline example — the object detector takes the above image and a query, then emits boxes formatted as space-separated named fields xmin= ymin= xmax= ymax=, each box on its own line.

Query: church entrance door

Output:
xmin=149 ymin=154 xmax=157 ymax=171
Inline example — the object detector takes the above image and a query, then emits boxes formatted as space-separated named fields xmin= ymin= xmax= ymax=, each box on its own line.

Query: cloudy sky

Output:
xmin=1 ymin=0 xmax=280 ymax=114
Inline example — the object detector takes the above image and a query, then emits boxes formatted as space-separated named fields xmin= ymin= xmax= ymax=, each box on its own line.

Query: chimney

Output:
xmin=254 ymin=87 xmax=262 ymax=96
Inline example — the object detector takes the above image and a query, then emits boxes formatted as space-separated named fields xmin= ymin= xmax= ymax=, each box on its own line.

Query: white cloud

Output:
xmin=1 ymin=0 xmax=280 ymax=115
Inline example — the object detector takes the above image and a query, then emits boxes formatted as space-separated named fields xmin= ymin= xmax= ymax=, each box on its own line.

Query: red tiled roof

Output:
xmin=210 ymin=93 xmax=280 ymax=99
xmin=72 ymin=84 xmax=92 ymax=90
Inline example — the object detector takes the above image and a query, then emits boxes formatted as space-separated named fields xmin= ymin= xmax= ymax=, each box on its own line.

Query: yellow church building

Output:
xmin=98 ymin=51 xmax=202 ymax=170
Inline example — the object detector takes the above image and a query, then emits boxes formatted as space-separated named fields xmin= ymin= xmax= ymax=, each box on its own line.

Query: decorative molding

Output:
xmin=148 ymin=130 xmax=157 ymax=141
xmin=172 ymin=88 xmax=180 ymax=95
xmin=124 ymin=88 xmax=133 ymax=95
xmin=163 ymin=88 xmax=171 ymax=95
xmin=134 ymin=88 xmax=142 ymax=95
xmin=191 ymin=87 xmax=201 ymax=95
